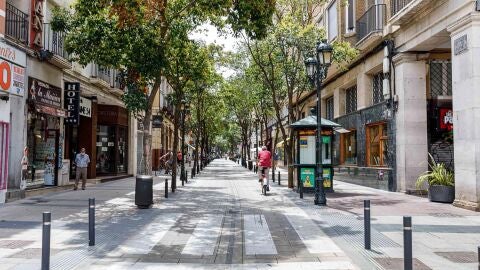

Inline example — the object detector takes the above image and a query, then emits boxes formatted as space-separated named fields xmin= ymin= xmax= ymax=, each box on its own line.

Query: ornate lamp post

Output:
xmin=304 ymin=40 xmax=333 ymax=206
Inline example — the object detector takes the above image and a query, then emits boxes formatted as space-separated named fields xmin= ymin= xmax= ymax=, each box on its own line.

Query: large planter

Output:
xmin=428 ymin=185 xmax=455 ymax=203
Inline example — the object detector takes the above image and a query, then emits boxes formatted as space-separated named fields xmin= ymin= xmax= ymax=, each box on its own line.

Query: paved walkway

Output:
xmin=0 ymin=160 xmax=478 ymax=269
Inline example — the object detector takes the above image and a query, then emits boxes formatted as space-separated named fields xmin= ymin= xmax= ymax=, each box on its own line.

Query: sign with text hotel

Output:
xmin=64 ymin=82 xmax=80 ymax=125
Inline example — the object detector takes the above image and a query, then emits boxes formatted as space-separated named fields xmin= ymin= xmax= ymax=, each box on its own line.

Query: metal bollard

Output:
xmin=403 ymin=216 xmax=413 ymax=270
xmin=89 ymin=198 xmax=95 ymax=246
xmin=186 ymin=171 xmax=188 ymax=183
xmin=299 ymin=180 xmax=303 ymax=199
xmin=278 ymin=171 xmax=281 ymax=185
xmin=364 ymin=200 xmax=371 ymax=250
xmin=191 ymin=168 xmax=195 ymax=178
xmin=182 ymin=175 xmax=185 ymax=186
xmin=272 ymin=169 xmax=275 ymax=183
xmin=42 ymin=212 xmax=51 ymax=270
xmin=165 ymin=179 xmax=168 ymax=198
xmin=477 ymin=246 xmax=480 ymax=270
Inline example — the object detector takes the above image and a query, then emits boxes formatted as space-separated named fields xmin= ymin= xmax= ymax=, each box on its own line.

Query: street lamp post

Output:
xmin=255 ymin=118 xmax=259 ymax=172
xmin=304 ymin=40 xmax=333 ymax=206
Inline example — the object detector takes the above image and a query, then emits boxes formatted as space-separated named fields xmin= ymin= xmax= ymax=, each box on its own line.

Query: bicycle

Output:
xmin=259 ymin=167 xmax=269 ymax=195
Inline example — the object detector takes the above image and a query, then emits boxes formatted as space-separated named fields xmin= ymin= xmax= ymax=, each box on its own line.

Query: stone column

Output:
xmin=448 ymin=13 xmax=480 ymax=210
xmin=393 ymin=53 xmax=428 ymax=192
xmin=357 ymin=72 xmax=372 ymax=110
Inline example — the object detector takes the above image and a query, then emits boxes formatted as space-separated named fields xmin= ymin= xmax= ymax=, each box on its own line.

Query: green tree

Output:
xmin=52 ymin=0 xmax=276 ymax=179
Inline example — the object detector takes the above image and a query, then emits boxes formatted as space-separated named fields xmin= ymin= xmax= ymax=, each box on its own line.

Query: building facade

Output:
xmin=293 ymin=0 xmax=480 ymax=210
xmin=2 ymin=0 xmax=139 ymax=202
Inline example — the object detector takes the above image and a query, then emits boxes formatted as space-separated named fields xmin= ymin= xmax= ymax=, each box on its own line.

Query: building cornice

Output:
xmin=447 ymin=12 xmax=480 ymax=35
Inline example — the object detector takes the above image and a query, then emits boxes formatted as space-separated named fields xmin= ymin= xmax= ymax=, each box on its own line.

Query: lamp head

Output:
xmin=316 ymin=40 xmax=333 ymax=66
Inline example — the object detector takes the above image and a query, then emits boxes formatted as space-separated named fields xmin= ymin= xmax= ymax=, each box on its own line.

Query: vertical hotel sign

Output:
xmin=64 ymin=82 xmax=80 ymax=125
xmin=31 ymin=0 xmax=44 ymax=48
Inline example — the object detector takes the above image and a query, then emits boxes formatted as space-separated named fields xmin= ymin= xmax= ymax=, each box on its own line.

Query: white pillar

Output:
xmin=448 ymin=13 xmax=480 ymax=210
xmin=393 ymin=53 xmax=428 ymax=192
xmin=357 ymin=72 xmax=372 ymax=110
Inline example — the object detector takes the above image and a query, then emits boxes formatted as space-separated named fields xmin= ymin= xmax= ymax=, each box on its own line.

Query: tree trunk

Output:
xmin=172 ymin=101 xmax=180 ymax=191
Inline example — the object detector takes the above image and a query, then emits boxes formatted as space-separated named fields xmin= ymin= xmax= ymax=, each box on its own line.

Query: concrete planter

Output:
xmin=428 ymin=185 xmax=455 ymax=203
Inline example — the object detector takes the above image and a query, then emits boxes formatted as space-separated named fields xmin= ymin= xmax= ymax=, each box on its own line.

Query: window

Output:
xmin=345 ymin=0 xmax=355 ymax=33
xmin=341 ymin=130 xmax=357 ymax=164
xmin=327 ymin=1 xmax=338 ymax=40
xmin=326 ymin=96 xmax=334 ymax=120
xmin=429 ymin=60 xmax=452 ymax=98
xmin=345 ymin=85 xmax=357 ymax=114
xmin=366 ymin=123 xmax=388 ymax=167
xmin=372 ymin=73 xmax=384 ymax=104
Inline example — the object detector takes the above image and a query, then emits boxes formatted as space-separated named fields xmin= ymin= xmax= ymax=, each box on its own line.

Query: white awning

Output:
xmin=334 ymin=128 xmax=351 ymax=134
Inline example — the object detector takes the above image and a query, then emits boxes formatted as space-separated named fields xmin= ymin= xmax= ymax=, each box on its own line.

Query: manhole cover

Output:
xmin=0 ymin=240 xmax=35 ymax=249
xmin=374 ymin=258 xmax=431 ymax=270
xmin=8 ymin=248 xmax=61 ymax=259
xmin=434 ymin=252 xmax=477 ymax=263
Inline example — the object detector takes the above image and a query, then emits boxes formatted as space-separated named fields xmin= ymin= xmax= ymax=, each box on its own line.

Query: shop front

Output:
xmin=26 ymin=77 xmax=65 ymax=187
xmin=96 ymin=105 xmax=129 ymax=176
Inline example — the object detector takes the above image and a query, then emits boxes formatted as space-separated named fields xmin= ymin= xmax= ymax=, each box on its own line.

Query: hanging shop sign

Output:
xmin=80 ymin=97 xmax=92 ymax=118
xmin=439 ymin=108 xmax=453 ymax=131
xmin=31 ymin=0 xmax=45 ymax=48
xmin=64 ymin=82 xmax=80 ymax=125
xmin=28 ymin=77 xmax=62 ymax=109
xmin=152 ymin=115 xmax=163 ymax=128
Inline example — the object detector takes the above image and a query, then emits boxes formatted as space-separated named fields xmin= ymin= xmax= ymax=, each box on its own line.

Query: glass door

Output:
xmin=96 ymin=125 xmax=116 ymax=174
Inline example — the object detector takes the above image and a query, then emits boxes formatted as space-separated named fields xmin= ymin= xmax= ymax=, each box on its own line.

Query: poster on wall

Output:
xmin=323 ymin=168 xmax=332 ymax=188
xmin=0 ymin=42 xmax=26 ymax=97
xmin=300 ymin=167 xmax=315 ymax=188
xmin=439 ymin=108 xmax=453 ymax=131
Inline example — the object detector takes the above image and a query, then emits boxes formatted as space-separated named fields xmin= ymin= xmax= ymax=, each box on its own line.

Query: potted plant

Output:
xmin=416 ymin=154 xmax=455 ymax=203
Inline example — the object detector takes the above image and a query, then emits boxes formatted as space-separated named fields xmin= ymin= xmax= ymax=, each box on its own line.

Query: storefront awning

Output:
xmin=276 ymin=137 xmax=291 ymax=148
xmin=334 ymin=127 xmax=351 ymax=134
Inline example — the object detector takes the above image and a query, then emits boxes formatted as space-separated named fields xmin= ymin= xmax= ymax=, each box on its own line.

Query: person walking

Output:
xmin=74 ymin=147 xmax=90 ymax=190
xmin=20 ymin=147 xmax=28 ymax=190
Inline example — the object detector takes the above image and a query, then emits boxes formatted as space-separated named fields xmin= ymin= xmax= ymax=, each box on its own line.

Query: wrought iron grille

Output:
xmin=6 ymin=2 xmax=29 ymax=46
xmin=373 ymin=73 xmax=384 ymax=104
xmin=357 ymin=4 xmax=386 ymax=42
xmin=43 ymin=24 xmax=69 ymax=59
xmin=429 ymin=60 xmax=452 ymax=98
xmin=98 ymin=66 xmax=111 ymax=84
xmin=345 ymin=85 xmax=357 ymax=114
xmin=326 ymin=96 xmax=334 ymax=120
xmin=391 ymin=0 xmax=414 ymax=16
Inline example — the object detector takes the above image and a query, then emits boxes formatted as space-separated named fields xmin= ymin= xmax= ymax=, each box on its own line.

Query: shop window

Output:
xmin=372 ymin=72 xmax=384 ymax=104
xmin=327 ymin=1 xmax=338 ymax=41
xmin=345 ymin=85 xmax=357 ymax=114
xmin=345 ymin=0 xmax=355 ymax=33
xmin=325 ymin=96 xmax=334 ymax=120
xmin=366 ymin=123 xmax=388 ymax=167
xmin=429 ymin=60 xmax=452 ymax=98
xmin=341 ymin=130 xmax=357 ymax=164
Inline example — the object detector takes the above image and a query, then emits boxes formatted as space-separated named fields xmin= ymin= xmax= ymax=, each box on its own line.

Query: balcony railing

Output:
xmin=356 ymin=4 xmax=386 ymax=42
xmin=6 ymin=2 xmax=29 ymax=46
xmin=98 ymin=66 xmax=111 ymax=84
xmin=391 ymin=0 xmax=414 ymax=16
xmin=43 ymin=23 xmax=68 ymax=59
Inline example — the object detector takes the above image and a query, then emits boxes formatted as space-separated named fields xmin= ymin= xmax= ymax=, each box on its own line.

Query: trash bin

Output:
xmin=135 ymin=175 xmax=153 ymax=209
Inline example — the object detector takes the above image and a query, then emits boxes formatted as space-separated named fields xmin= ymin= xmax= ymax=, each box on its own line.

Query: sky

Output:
xmin=189 ymin=23 xmax=241 ymax=78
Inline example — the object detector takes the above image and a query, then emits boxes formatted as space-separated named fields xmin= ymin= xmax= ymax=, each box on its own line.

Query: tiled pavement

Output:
xmin=0 ymin=161 xmax=479 ymax=269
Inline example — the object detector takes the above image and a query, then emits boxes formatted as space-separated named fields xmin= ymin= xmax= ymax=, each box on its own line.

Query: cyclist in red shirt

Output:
xmin=257 ymin=146 xmax=272 ymax=191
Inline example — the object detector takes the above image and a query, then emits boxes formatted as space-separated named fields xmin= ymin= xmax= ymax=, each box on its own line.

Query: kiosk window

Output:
xmin=366 ymin=123 xmax=388 ymax=166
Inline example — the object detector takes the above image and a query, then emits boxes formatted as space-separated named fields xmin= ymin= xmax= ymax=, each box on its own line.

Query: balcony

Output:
xmin=356 ymin=4 xmax=386 ymax=49
xmin=42 ymin=23 xmax=71 ymax=69
xmin=389 ymin=0 xmax=433 ymax=25
xmin=5 ymin=2 xmax=29 ymax=46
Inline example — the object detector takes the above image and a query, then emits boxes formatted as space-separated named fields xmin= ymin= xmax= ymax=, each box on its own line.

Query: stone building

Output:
xmin=293 ymin=0 xmax=480 ymax=210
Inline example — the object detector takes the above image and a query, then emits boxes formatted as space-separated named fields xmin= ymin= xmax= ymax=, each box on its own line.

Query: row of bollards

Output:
xmin=363 ymin=200 xmax=414 ymax=270
xmin=42 ymin=198 xmax=96 ymax=270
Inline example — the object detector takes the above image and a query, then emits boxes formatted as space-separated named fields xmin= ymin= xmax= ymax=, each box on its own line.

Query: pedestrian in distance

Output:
xmin=74 ymin=147 xmax=90 ymax=190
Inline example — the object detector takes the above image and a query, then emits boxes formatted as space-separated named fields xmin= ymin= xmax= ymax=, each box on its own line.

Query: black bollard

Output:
xmin=42 ymin=212 xmax=51 ymax=270
xmin=165 ymin=179 xmax=168 ymax=198
xmin=478 ymin=246 xmax=480 ymax=270
xmin=364 ymin=200 xmax=371 ymax=250
xmin=272 ymin=169 xmax=275 ymax=183
xmin=299 ymin=180 xmax=303 ymax=199
xmin=182 ymin=176 xmax=185 ymax=186
xmin=403 ymin=216 xmax=413 ymax=270
xmin=89 ymin=198 xmax=95 ymax=246
xmin=186 ymin=171 xmax=188 ymax=183
xmin=191 ymin=168 xmax=195 ymax=178
xmin=278 ymin=171 xmax=281 ymax=185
